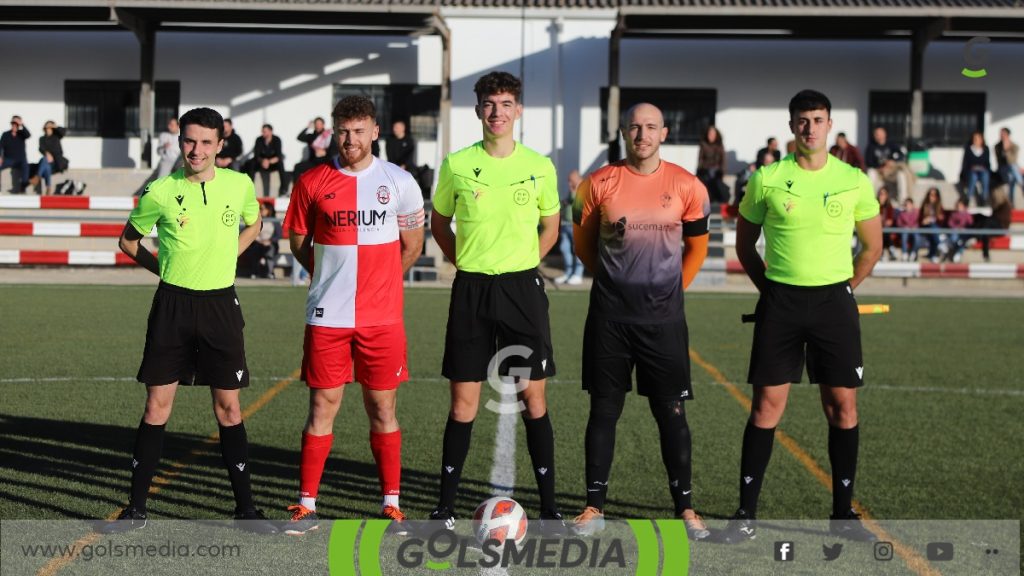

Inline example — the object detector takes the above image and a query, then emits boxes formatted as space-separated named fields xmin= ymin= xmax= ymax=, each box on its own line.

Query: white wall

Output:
xmin=2 ymin=25 xmax=1021 ymax=185
xmin=0 ymin=30 xmax=442 ymax=170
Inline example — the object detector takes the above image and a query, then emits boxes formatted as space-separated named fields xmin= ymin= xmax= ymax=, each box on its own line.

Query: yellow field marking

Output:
xmin=37 ymin=369 xmax=300 ymax=576
xmin=689 ymin=349 xmax=941 ymax=576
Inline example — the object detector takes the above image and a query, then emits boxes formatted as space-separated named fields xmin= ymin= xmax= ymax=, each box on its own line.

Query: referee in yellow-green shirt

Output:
xmin=102 ymin=107 xmax=276 ymax=534
xmin=723 ymin=90 xmax=883 ymax=544
xmin=428 ymin=71 xmax=566 ymax=533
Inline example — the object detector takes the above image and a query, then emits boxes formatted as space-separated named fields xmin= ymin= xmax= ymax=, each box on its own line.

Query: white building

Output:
xmin=1 ymin=0 xmax=1021 ymax=193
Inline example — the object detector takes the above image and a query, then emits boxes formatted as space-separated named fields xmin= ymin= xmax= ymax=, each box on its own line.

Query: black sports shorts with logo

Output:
xmin=442 ymin=268 xmax=556 ymax=382
xmin=582 ymin=316 xmax=693 ymax=400
xmin=747 ymin=279 xmax=863 ymax=388
xmin=137 ymin=282 xmax=250 ymax=389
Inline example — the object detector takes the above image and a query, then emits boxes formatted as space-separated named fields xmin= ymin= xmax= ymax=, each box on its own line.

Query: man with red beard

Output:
xmin=283 ymin=96 xmax=424 ymax=535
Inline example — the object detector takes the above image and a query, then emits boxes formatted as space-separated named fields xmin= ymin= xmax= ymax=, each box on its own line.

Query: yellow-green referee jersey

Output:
xmin=433 ymin=141 xmax=560 ymax=275
xmin=739 ymin=154 xmax=879 ymax=286
xmin=129 ymin=168 xmax=260 ymax=290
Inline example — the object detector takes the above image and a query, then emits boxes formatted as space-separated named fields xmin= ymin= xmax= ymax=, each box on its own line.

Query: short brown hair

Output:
xmin=332 ymin=96 xmax=377 ymax=124
xmin=473 ymin=72 xmax=522 ymax=105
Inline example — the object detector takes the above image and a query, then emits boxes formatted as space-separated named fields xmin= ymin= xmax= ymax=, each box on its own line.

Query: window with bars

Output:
xmin=332 ymin=84 xmax=440 ymax=141
xmin=64 ymin=80 xmax=180 ymax=138
xmin=599 ymin=87 xmax=717 ymax=145
xmin=868 ymin=91 xmax=985 ymax=148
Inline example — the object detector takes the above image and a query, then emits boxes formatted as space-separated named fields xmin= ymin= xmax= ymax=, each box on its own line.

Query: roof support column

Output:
xmin=910 ymin=18 xmax=947 ymax=141
xmin=606 ymin=14 xmax=624 ymax=163
xmin=115 ymin=8 xmax=157 ymax=169
xmin=432 ymin=13 xmax=452 ymax=160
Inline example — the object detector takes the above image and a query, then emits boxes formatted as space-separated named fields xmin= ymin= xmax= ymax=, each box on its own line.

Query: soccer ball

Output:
xmin=472 ymin=496 xmax=528 ymax=545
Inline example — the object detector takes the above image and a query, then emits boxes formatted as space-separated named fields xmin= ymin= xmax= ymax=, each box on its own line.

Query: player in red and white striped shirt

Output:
xmin=283 ymin=96 xmax=424 ymax=534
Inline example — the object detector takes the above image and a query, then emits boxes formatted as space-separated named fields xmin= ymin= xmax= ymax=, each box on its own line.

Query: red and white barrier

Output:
xmin=0 ymin=222 xmax=146 ymax=237
xmin=0 ymin=250 xmax=139 ymax=266
xmin=0 ymin=195 xmax=290 ymax=213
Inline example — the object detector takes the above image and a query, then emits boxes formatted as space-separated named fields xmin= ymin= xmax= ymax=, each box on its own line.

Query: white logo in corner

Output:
xmin=131 ymin=459 xmax=139 ymax=469
xmin=537 ymin=467 xmax=548 ymax=476
xmin=234 ymin=298 xmax=239 ymax=305
xmin=855 ymin=366 xmax=864 ymax=379
xmin=743 ymin=476 xmax=754 ymax=485
xmin=842 ymin=478 xmax=851 ymax=487
xmin=235 ymin=463 xmax=246 ymax=472
xmin=541 ymin=359 xmax=548 ymax=370
xmin=236 ymin=370 xmax=244 ymax=381
xmin=445 ymin=465 xmax=455 ymax=474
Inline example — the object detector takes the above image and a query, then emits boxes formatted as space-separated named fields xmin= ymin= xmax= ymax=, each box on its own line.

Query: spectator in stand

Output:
xmin=249 ymin=124 xmax=288 ymax=197
xmin=755 ymin=137 xmax=780 ymax=169
xmin=33 ymin=121 xmax=66 ymax=195
xmin=877 ymin=186 xmax=897 ymax=261
xmin=735 ymin=151 xmax=777 ymax=207
xmin=865 ymin=126 xmax=914 ymax=201
xmin=896 ymin=197 xmax=920 ymax=261
xmin=944 ymin=199 xmax=973 ymax=263
xmin=969 ymin=189 xmax=1012 ymax=263
xmin=216 ymin=118 xmax=244 ymax=171
xmin=0 ymin=115 xmax=31 ymax=193
xmin=385 ymin=119 xmax=417 ymax=172
xmin=697 ymin=125 xmax=727 ymax=203
xmin=555 ymin=169 xmax=584 ymax=285
xmin=830 ymin=132 xmax=865 ymax=171
xmin=293 ymin=117 xmax=336 ymax=180
xmin=961 ymin=131 xmax=992 ymax=207
xmin=995 ymin=128 xmax=1020 ymax=206
xmin=243 ymin=202 xmax=280 ymax=279
xmin=156 ymin=118 xmax=181 ymax=178
xmin=918 ymin=187 xmax=946 ymax=262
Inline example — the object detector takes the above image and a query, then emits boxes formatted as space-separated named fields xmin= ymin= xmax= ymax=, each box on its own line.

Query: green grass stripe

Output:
xmin=654 ymin=519 xmax=689 ymax=575
xmin=357 ymin=520 xmax=390 ymax=576
xmin=626 ymin=519 xmax=659 ymax=576
xmin=328 ymin=520 xmax=362 ymax=576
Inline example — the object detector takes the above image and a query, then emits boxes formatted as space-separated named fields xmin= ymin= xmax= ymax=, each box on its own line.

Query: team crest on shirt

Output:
xmin=176 ymin=210 xmax=189 ymax=228
xmin=784 ymin=199 xmax=796 ymax=213
xmin=376 ymin=186 xmax=390 ymax=205
xmin=661 ymin=192 xmax=672 ymax=208
xmin=513 ymin=189 xmax=530 ymax=206
xmin=826 ymin=200 xmax=843 ymax=218
xmin=221 ymin=206 xmax=238 ymax=227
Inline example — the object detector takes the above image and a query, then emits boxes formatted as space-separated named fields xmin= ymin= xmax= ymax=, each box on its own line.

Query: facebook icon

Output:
xmin=775 ymin=541 xmax=795 ymax=562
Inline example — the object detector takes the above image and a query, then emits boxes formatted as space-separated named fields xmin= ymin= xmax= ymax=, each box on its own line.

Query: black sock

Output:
xmin=129 ymin=420 xmax=166 ymax=513
xmin=218 ymin=422 xmax=254 ymax=511
xmin=523 ymin=412 xmax=556 ymax=513
xmin=649 ymin=398 xmax=693 ymax=516
xmin=739 ymin=421 xmax=776 ymax=517
xmin=829 ymin=425 xmax=859 ymax=516
xmin=438 ymin=417 xmax=474 ymax=510
xmin=584 ymin=393 xmax=624 ymax=512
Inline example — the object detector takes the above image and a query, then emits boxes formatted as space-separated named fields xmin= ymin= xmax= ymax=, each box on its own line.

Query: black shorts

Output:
xmin=442 ymin=269 xmax=556 ymax=382
xmin=747 ymin=280 xmax=863 ymax=388
xmin=137 ymin=282 xmax=250 ymax=389
xmin=582 ymin=316 xmax=692 ymax=400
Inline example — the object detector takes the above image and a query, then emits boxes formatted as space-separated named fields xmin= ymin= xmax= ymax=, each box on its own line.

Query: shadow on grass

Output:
xmin=0 ymin=414 xmax=670 ymax=522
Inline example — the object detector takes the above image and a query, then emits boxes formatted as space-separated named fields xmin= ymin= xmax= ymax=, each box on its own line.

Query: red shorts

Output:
xmin=301 ymin=323 xmax=409 ymax=390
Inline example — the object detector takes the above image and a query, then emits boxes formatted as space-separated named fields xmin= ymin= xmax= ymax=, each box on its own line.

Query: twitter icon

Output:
xmin=823 ymin=543 xmax=844 ymax=561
